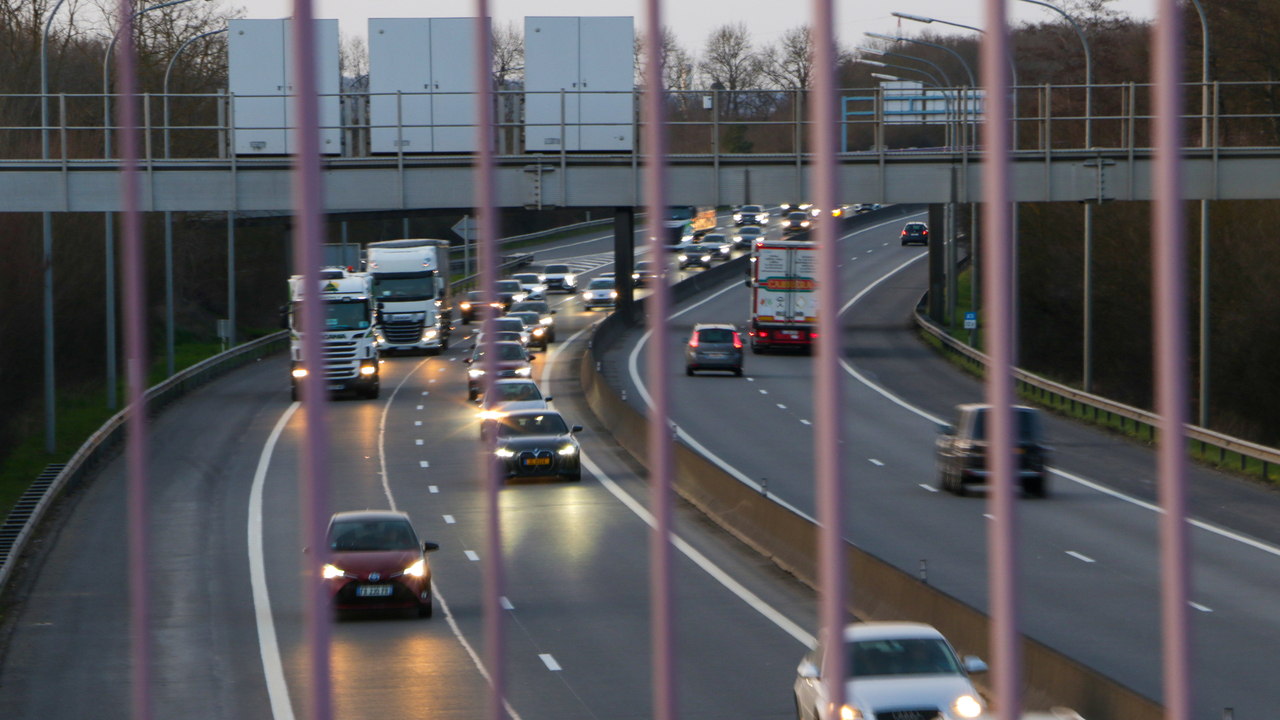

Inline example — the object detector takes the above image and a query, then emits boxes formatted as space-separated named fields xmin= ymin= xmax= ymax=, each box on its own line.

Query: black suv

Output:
xmin=935 ymin=404 xmax=1050 ymax=497
xmin=901 ymin=222 xmax=929 ymax=246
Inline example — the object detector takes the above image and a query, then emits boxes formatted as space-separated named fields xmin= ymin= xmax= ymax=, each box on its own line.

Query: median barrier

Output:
xmin=581 ymin=270 xmax=1162 ymax=720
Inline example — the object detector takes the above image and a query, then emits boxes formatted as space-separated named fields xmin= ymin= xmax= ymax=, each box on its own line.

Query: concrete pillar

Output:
xmin=614 ymin=208 xmax=636 ymax=324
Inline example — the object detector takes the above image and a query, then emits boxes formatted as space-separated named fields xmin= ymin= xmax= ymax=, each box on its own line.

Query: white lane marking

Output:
xmin=776 ymin=403 xmax=787 ymax=409
xmin=443 ymin=515 xmax=456 ymax=524
xmin=420 ymin=460 xmax=429 ymax=468
xmin=415 ymin=439 xmax=424 ymax=446
xmin=429 ymin=485 xmax=439 ymax=493
xmin=800 ymin=419 xmax=811 ymax=425
xmin=434 ymin=581 xmax=525 ymax=720
xmin=248 ymin=403 xmax=300 ymax=720
xmin=429 ymin=379 xmax=437 ymax=384
xmin=838 ymin=250 xmax=930 ymax=317
xmin=416 ymin=405 xmax=424 ymax=410
xmin=759 ymin=389 xmax=769 ymax=395
xmin=919 ymin=484 xmax=939 ymax=493
xmin=1189 ymin=601 xmax=1213 ymax=613
xmin=1066 ymin=551 xmax=1096 ymax=563
xmin=883 ymin=242 xmax=888 ymax=246
xmin=415 ymin=420 xmax=422 ymax=426
xmin=746 ymin=377 xmax=754 ymax=382
xmin=422 ymin=391 xmax=429 ymax=395
xmin=500 ymin=596 xmax=515 ymax=610
xmin=465 ymin=550 xmax=480 ymax=561
xmin=869 ymin=459 xmax=884 ymax=466
xmin=377 ymin=356 xmax=435 ymax=511
xmin=984 ymin=514 xmax=996 ymax=520
xmin=539 ymin=653 xmax=563 ymax=671
xmin=866 ymin=249 xmax=873 ymax=253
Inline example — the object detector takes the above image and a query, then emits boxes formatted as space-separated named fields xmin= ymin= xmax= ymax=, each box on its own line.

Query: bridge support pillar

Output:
xmin=928 ymin=203 xmax=946 ymax=322
xmin=614 ymin=208 xmax=636 ymax=324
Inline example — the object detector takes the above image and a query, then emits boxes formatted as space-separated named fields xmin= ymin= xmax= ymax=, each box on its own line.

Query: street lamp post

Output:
xmin=40 ymin=0 xmax=68 ymax=452
xmin=858 ymin=46 xmax=957 ymax=146
xmin=1190 ymin=0 xmax=1211 ymax=427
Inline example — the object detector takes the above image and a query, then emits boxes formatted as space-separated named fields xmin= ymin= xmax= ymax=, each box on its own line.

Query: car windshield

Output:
xmin=970 ymin=408 xmax=1042 ymax=442
xmin=511 ymin=302 xmax=550 ymax=314
xmin=510 ymin=313 xmax=540 ymax=325
xmin=466 ymin=291 xmax=486 ymax=302
xmin=477 ymin=344 xmax=527 ymax=361
xmin=740 ymin=227 xmax=762 ymax=235
xmin=513 ymin=274 xmax=541 ymax=284
xmin=495 ymin=319 xmax=526 ymax=332
xmin=848 ymin=638 xmax=962 ymax=678
xmin=789 ymin=212 xmax=807 ymax=221
xmin=475 ymin=332 xmax=522 ymax=345
xmin=492 ymin=383 xmax=542 ymax=402
xmin=588 ymin=279 xmax=614 ymax=289
xmin=497 ymin=413 xmax=569 ymax=436
xmin=545 ymin=265 xmax=570 ymax=274
xmin=292 ymin=300 xmax=370 ymax=332
xmin=328 ymin=520 xmax=418 ymax=552
xmin=496 ymin=280 xmax=523 ymax=293
xmin=703 ymin=234 xmax=726 ymax=243
xmin=907 ymin=224 xmax=926 ymax=232
xmin=741 ymin=205 xmax=762 ymax=213
xmin=636 ymin=262 xmax=652 ymax=271
xmin=667 ymin=206 xmax=694 ymax=220
xmin=697 ymin=328 xmax=735 ymax=344
xmin=372 ymin=273 xmax=435 ymax=301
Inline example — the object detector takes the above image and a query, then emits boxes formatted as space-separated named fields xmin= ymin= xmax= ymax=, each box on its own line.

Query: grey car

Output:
xmin=684 ymin=323 xmax=744 ymax=376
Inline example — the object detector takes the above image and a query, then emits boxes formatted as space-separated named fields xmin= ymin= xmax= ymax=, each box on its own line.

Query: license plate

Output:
xmin=327 ymin=384 xmax=344 ymax=390
xmin=705 ymin=353 xmax=725 ymax=359
xmin=356 ymin=585 xmax=393 ymax=597
xmin=391 ymin=314 xmax=414 ymax=322
xmin=523 ymin=457 xmax=551 ymax=466
xmin=781 ymin=331 xmax=798 ymax=338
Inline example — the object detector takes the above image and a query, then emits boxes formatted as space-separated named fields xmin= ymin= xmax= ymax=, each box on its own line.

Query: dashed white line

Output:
xmin=746 ymin=377 xmax=754 ymax=382
xmin=421 ymin=391 xmax=429 ymax=395
xmin=984 ymin=514 xmax=996 ymax=520
xmin=539 ymin=654 xmax=562 ymax=671
xmin=776 ymin=403 xmax=787 ymax=409
xmin=500 ymin=596 xmax=514 ymax=610
xmin=919 ymin=483 xmax=939 ymax=493
xmin=869 ymin=459 xmax=884 ymax=466
xmin=416 ymin=405 xmax=424 ymax=410
xmin=419 ymin=460 xmax=429 ymax=468
xmin=443 ymin=515 xmax=456 ymax=524
xmin=1066 ymin=551 xmax=1096 ymax=563
xmin=415 ymin=420 xmax=422 ymax=426
xmin=882 ymin=242 xmax=888 ymax=246
xmin=415 ymin=439 xmax=424 ymax=446
xmin=1189 ymin=601 xmax=1213 ymax=613
xmin=429 ymin=379 xmax=437 ymax=384
xmin=428 ymin=485 xmax=439 ymax=493
xmin=800 ymin=419 xmax=811 ymax=425
xmin=759 ymin=389 xmax=768 ymax=395
xmin=465 ymin=550 xmax=480 ymax=561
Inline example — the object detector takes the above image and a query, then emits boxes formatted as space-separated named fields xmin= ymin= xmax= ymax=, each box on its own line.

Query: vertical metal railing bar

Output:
xmin=115 ymin=0 xmax=150 ymax=718
xmin=978 ymin=0 xmax=1020 ymax=718
xmin=473 ymin=6 xmax=505 ymax=720
xmin=1152 ymin=0 xmax=1194 ymax=718
xmin=641 ymin=0 xmax=675 ymax=718
xmin=288 ymin=2 xmax=333 ymax=719
xmin=810 ymin=0 xmax=845 ymax=714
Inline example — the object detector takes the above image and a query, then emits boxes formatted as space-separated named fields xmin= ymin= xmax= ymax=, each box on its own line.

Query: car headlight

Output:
xmin=292 ymin=368 xmax=307 ymax=378
xmin=840 ymin=706 xmax=863 ymax=720
xmin=423 ymin=329 xmax=438 ymax=340
xmin=801 ymin=221 xmax=810 ymax=227
xmin=540 ymin=317 xmax=553 ymax=325
xmin=404 ymin=559 xmax=425 ymax=577
xmin=478 ymin=410 xmax=508 ymax=420
xmin=733 ymin=213 xmax=742 ymax=221
xmin=610 ymin=290 xmax=618 ymax=298
xmin=584 ymin=292 xmax=594 ymax=299
xmin=632 ymin=273 xmax=640 ymax=279
xmin=558 ymin=445 xmax=578 ymax=456
xmin=468 ymin=368 xmax=485 ymax=378
xmin=322 ymin=564 xmax=346 ymax=579
xmin=678 ymin=254 xmax=688 ymax=262
xmin=534 ymin=285 xmax=547 ymax=293
xmin=460 ymin=302 xmax=471 ymax=310
xmin=515 ymin=366 xmax=532 ymax=377
xmin=533 ymin=328 xmax=545 ymax=336
xmin=700 ymin=255 xmax=711 ymax=263
xmin=953 ymin=696 xmax=982 ymax=719
xmin=360 ymin=364 xmax=376 ymax=375
xmin=512 ymin=293 xmax=527 ymax=303
xmin=495 ymin=448 xmax=515 ymax=458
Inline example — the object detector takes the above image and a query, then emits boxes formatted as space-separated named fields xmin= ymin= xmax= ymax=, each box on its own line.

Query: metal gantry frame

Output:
xmin=100 ymin=0 xmax=1197 ymax=719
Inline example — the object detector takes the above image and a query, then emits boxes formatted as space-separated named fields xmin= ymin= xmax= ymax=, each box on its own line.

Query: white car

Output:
xmin=511 ymin=273 xmax=548 ymax=301
xmin=541 ymin=263 xmax=577 ymax=293
xmin=793 ymin=622 xmax=988 ymax=720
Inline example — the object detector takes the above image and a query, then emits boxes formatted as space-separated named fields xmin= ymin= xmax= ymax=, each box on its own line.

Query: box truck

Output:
xmin=287 ymin=268 xmax=380 ymax=400
xmin=747 ymin=239 xmax=818 ymax=353
xmin=366 ymin=239 xmax=453 ymax=354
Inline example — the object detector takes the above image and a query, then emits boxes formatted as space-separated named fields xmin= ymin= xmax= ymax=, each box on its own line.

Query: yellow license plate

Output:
xmin=524 ymin=458 xmax=551 ymax=466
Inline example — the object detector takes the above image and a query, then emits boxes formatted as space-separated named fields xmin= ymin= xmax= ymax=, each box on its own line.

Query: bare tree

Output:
xmin=759 ymin=25 xmax=812 ymax=91
xmin=339 ymin=31 xmax=368 ymax=81
xmin=492 ymin=19 xmax=523 ymax=86
xmin=635 ymin=25 xmax=694 ymax=91
xmin=698 ymin=23 xmax=761 ymax=115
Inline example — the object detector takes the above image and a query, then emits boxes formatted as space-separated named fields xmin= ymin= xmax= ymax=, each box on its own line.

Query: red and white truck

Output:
xmin=747 ymin=239 xmax=818 ymax=352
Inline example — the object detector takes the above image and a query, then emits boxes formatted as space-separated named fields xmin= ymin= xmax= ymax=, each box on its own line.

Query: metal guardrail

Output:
xmin=0 ymin=330 xmax=288 ymax=594
xmin=914 ymin=302 xmax=1280 ymax=476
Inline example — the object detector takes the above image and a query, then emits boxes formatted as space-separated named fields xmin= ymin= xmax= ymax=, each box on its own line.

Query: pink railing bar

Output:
xmin=1152 ymin=0 xmax=1194 ymax=719
xmin=117 ymin=0 xmax=150 ymax=718
xmin=978 ymin=0 xmax=1021 ymax=718
xmin=810 ymin=0 xmax=846 ymax=711
xmin=288 ymin=2 xmax=333 ymax=719
xmin=641 ymin=0 xmax=676 ymax=718
xmin=473 ymin=4 xmax=507 ymax=720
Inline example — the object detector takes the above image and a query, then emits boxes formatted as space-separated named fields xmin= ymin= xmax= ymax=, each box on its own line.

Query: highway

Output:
xmin=0 ymin=226 xmax=817 ymax=719
xmin=615 ymin=206 xmax=1280 ymax=719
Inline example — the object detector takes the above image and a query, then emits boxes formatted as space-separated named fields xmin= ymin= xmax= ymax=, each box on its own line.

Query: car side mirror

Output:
xmin=551 ymin=309 xmax=558 ymax=314
xmin=963 ymin=656 xmax=988 ymax=674
xmin=797 ymin=660 xmax=819 ymax=679
xmin=423 ymin=541 xmax=440 ymax=553
xmin=571 ymin=425 xmax=583 ymax=433
xmin=377 ymin=302 xmax=385 ymax=310
xmin=744 ymin=278 xmax=753 ymax=288
xmin=544 ymin=396 xmax=553 ymax=402
xmin=938 ymin=423 xmax=956 ymax=436
xmin=527 ymin=353 xmax=536 ymax=359
xmin=464 ymin=357 xmax=473 ymax=364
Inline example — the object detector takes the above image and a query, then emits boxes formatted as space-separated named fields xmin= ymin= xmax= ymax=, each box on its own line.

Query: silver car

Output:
xmin=794 ymin=622 xmax=988 ymax=720
xmin=684 ymin=323 xmax=744 ymax=376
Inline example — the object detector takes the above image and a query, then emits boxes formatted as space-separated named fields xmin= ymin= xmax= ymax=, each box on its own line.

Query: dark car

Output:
xmin=493 ymin=410 xmax=583 ymax=482
xmin=459 ymin=291 xmax=500 ymax=325
xmin=733 ymin=204 xmax=769 ymax=226
xmin=495 ymin=279 xmax=528 ymax=310
xmin=685 ymin=323 xmax=744 ymax=376
xmin=675 ymin=241 xmax=713 ymax=269
xmin=732 ymin=226 xmax=764 ymax=249
xmin=509 ymin=300 xmax=557 ymax=342
xmin=783 ymin=211 xmax=811 ymax=234
xmin=698 ymin=233 xmax=734 ymax=261
xmin=582 ymin=277 xmax=617 ymax=309
xmin=902 ymin=222 xmax=929 ymax=246
xmin=465 ymin=341 xmax=535 ymax=400
xmin=542 ymin=263 xmax=577 ymax=293
xmin=321 ymin=510 xmax=439 ymax=617
xmin=935 ymin=404 xmax=1050 ymax=497
xmin=631 ymin=261 xmax=659 ymax=287
xmin=507 ymin=311 xmax=550 ymax=349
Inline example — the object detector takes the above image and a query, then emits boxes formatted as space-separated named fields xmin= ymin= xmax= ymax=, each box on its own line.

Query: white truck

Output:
xmin=746 ymin=239 xmax=818 ymax=353
xmin=288 ymin=268 xmax=380 ymax=400
xmin=365 ymin=239 xmax=453 ymax=354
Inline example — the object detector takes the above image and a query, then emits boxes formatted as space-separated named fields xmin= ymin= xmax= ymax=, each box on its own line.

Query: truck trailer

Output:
xmin=366 ymin=239 xmax=453 ymax=354
xmin=746 ymin=239 xmax=818 ymax=353
xmin=288 ymin=268 xmax=380 ymax=400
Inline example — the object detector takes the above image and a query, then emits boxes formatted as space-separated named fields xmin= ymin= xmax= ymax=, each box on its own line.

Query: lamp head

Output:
xmin=892 ymin=12 xmax=934 ymax=23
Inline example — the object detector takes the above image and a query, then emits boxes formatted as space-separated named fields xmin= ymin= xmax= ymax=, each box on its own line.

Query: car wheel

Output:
xmin=441 ymin=336 xmax=450 ymax=351
xmin=734 ymin=367 xmax=744 ymax=377
xmin=417 ymin=594 xmax=433 ymax=618
xmin=686 ymin=366 xmax=695 ymax=376
xmin=366 ymin=384 xmax=380 ymax=400
xmin=291 ymin=385 xmax=298 ymax=402
xmin=1025 ymin=476 xmax=1049 ymax=498
xmin=468 ymin=388 xmax=478 ymax=401
xmin=462 ymin=317 xmax=471 ymax=325
xmin=563 ymin=471 xmax=582 ymax=483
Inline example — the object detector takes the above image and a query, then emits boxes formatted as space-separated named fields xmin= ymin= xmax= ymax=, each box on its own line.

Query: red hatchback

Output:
xmin=322 ymin=510 xmax=438 ymax=617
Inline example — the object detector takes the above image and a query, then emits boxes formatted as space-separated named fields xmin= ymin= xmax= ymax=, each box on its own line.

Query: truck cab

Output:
xmin=366 ymin=239 xmax=453 ymax=355
xmin=288 ymin=268 xmax=380 ymax=400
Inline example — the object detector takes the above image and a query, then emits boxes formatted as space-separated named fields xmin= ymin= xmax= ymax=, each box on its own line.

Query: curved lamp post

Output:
xmin=39 ymin=0 xmax=68 ymax=450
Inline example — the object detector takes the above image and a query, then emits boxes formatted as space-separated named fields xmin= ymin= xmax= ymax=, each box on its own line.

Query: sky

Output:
xmin=241 ymin=0 xmax=1158 ymax=52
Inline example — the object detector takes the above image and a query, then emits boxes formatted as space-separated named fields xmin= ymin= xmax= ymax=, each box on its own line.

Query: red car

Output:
xmin=322 ymin=510 xmax=439 ymax=617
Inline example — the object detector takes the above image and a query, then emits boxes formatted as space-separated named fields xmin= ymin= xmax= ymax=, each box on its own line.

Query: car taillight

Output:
xmin=759 ymin=330 xmax=769 ymax=338
xmin=810 ymin=331 xmax=819 ymax=339
xmin=733 ymin=332 xmax=742 ymax=349
xmin=922 ymin=229 xmax=928 ymax=235
xmin=689 ymin=334 xmax=699 ymax=348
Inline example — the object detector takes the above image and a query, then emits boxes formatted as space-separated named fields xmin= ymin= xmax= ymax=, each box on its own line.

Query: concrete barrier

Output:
xmin=581 ymin=271 xmax=1162 ymax=720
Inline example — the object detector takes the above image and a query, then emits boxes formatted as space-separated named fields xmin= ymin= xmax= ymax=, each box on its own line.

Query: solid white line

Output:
xmin=465 ymin=550 xmax=480 ymax=561
xmin=428 ymin=485 xmax=439 ymax=493
xmin=434 ymin=581 xmax=525 ymax=720
xmin=248 ymin=402 xmax=300 ymax=720
xmin=919 ymin=484 xmax=939 ymax=493
xmin=1066 ymin=551 xmax=1096 ymax=563
xmin=1189 ymin=601 xmax=1213 ymax=613
xmin=539 ymin=653 xmax=563 ymax=671
xmin=444 ymin=515 xmax=456 ymax=524
xmin=837 ymin=251 xmax=929 ymax=316
xmin=500 ymin=596 xmax=515 ymax=610
xmin=869 ymin=459 xmax=884 ymax=466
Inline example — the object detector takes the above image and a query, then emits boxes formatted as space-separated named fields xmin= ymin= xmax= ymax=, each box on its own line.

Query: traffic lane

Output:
xmin=387 ymin=310 xmax=810 ymax=718
xmin=0 ymin=357 xmax=288 ymax=720
xmin=529 ymin=210 xmax=743 ymax=264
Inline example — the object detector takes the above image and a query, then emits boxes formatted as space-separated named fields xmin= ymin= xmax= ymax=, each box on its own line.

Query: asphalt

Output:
xmin=617 ymin=206 xmax=1280 ymax=718
xmin=0 ymin=225 xmax=818 ymax=719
